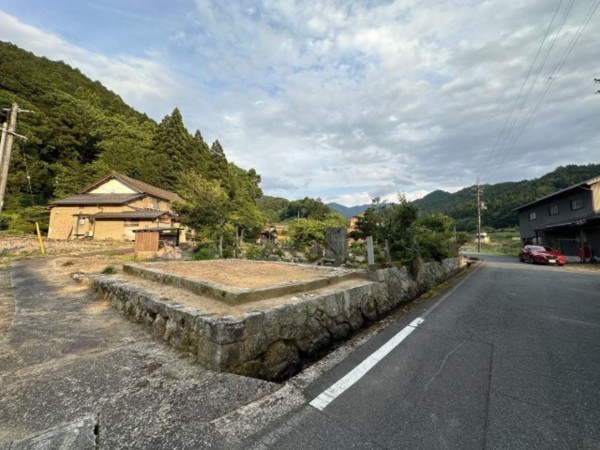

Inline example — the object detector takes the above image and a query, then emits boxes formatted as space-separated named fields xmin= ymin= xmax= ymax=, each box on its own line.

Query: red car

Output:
xmin=519 ymin=245 xmax=566 ymax=266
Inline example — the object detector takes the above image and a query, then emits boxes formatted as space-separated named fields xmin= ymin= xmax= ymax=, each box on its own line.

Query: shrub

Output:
xmin=7 ymin=206 xmax=50 ymax=234
xmin=192 ymin=243 xmax=216 ymax=260
xmin=101 ymin=265 xmax=117 ymax=275
xmin=244 ymin=244 xmax=262 ymax=260
xmin=288 ymin=219 xmax=326 ymax=250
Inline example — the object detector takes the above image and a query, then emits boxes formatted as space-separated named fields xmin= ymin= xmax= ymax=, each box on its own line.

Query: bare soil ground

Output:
xmin=143 ymin=260 xmax=339 ymax=288
xmin=0 ymin=237 xmax=351 ymax=318
xmin=0 ymin=235 xmax=132 ymax=263
xmin=61 ymin=258 xmax=356 ymax=318
xmin=1 ymin=237 xmax=338 ymax=288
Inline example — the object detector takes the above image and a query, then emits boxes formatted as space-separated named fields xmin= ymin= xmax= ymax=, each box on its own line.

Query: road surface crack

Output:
xmin=424 ymin=341 xmax=466 ymax=392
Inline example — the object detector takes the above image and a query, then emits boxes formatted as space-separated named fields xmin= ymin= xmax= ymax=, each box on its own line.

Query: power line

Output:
xmin=486 ymin=0 xmax=600 ymax=181
xmin=481 ymin=0 xmax=574 ymax=183
xmin=20 ymin=140 xmax=35 ymax=206
xmin=478 ymin=0 xmax=566 ymax=182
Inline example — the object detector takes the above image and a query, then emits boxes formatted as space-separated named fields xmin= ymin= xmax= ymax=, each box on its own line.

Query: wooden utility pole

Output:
xmin=0 ymin=103 xmax=31 ymax=215
xmin=0 ymin=122 xmax=7 ymax=182
xmin=475 ymin=179 xmax=483 ymax=253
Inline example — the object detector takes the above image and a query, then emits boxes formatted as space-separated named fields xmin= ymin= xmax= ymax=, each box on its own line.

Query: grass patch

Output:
xmin=462 ymin=243 xmax=519 ymax=256
xmin=101 ymin=265 xmax=118 ymax=275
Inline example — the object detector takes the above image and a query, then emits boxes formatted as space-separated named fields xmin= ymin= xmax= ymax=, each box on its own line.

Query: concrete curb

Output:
xmin=1 ymin=415 xmax=97 ymax=450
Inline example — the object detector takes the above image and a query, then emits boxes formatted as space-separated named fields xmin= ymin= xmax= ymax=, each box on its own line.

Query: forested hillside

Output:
xmin=2 ymin=42 xmax=597 ymax=239
xmin=413 ymin=164 xmax=600 ymax=231
xmin=0 ymin=41 xmax=258 ymax=221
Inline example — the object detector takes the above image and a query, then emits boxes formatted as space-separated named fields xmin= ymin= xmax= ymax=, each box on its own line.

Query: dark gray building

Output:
xmin=515 ymin=176 xmax=600 ymax=259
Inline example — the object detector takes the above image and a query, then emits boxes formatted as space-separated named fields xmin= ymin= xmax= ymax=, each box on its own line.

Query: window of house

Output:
xmin=570 ymin=198 xmax=583 ymax=211
xmin=528 ymin=211 xmax=536 ymax=221
xmin=124 ymin=220 xmax=139 ymax=227
xmin=548 ymin=204 xmax=558 ymax=216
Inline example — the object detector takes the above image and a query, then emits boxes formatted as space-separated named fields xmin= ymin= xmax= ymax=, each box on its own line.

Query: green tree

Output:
xmin=355 ymin=196 xmax=462 ymax=268
xmin=288 ymin=219 xmax=327 ymax=251
xmin=288 ymin=215 xmax=349 ymax=253
xmin=351 ymin=198 xmax=397 ymax=261
xmin=416 ymin=213 xmax=453 ymax=262
xmin=174 ymin=171 xmax=231 ymax=258
xmin=228 ymin=165 xmax=265 ymax=256
xmin=151 ymin=108 xmax=193 ymax=190
xmin=386 ymin=196 xmax=420 ymax=264
xmin=10 ymin=205 xmax=49 ymax=233
xmin=208 ymin=140 xmax=229 ymax=180
xmin=281 ymin=197 xmax=334 ymax=221
xmin=257 ymin=196 xmax=290 ymax=224
xmin=190 ymin=130 xmax=211 ymax=176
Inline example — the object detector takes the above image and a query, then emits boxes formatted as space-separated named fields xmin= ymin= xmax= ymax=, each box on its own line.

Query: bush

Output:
xmin=101 ymin=265 xmax=117 ymax=274
xmin=242 ymin=242 xmax=284 ymax=261
xmin=7 ymin=206 xmax=49 ymax=234
xmin=349 ymin=241 xmax=366 ymax=256
xmin=192 ymin=243 xmax=217 ymax=260
xmin=288 ymin=219 xmax=326 ymax=250
xmin=0 ymin=213 xmax=12 ymax=231
xmin=244 ymin=244 xmax=262 ymax=260
xmin=418 ymin=229 xmax=450 ymax=262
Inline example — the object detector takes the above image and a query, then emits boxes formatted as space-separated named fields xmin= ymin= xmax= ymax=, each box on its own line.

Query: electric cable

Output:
xmin=19 ymin=140 xmax=35 ymax=206
xmin=486 ymin=0 xmax=600 ymax=181
xmin=479 ymin=0 xmax=574 ymax=183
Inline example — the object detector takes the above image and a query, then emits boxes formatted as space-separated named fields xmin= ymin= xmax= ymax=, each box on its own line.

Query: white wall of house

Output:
xmin=89 ymin=179 xmax=138 ymax=194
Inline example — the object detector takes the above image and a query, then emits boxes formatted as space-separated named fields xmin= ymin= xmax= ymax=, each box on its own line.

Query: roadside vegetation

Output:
xmin=350 ymin=196 xmax=470 ymax=273
xmin=461 ymin=228 xmax=521 ymax=256
xmin=179 ymin=195 xmax=348 ymax=262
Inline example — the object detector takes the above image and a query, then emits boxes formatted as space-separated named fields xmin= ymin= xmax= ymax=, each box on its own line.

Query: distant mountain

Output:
xmin=327 ymin=202 xmax=370 ymax=218
xmin=412 ymin=164 xmax=600 ymax=231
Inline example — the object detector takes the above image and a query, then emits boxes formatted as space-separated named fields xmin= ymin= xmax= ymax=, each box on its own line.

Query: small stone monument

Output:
xmin=324 ymin=227 xmax=348 ymax=267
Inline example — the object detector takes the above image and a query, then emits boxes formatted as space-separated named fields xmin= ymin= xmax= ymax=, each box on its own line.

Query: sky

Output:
xmin=0 ymin=0 xmax=598 ymax=206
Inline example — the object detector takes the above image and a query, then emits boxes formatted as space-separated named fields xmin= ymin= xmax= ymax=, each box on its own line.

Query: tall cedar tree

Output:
xmin=190 ymin=130 xmax=211 ymax=176
xmin=152 ymin=108 xmax=194 ymax=191
xmin=209 ymin=140 xmax=231 ymax=191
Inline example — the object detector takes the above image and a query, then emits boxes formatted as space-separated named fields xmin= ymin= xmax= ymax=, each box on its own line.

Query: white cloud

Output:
xmin=0 ymin=11 xmax=180 ymax=119
xmin=1 ymin=0 xmax=598 ymax=206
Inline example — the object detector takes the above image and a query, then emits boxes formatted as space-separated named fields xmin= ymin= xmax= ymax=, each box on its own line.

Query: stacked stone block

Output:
xmin=85 ymin=258 xmax=463 ymax=380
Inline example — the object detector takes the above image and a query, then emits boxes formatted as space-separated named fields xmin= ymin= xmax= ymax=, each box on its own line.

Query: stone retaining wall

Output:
xmin=85 ymin=258 xmax=463 ymax=380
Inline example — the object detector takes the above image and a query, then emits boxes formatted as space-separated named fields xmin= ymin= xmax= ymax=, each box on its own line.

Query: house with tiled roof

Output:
xmin=47 ymin=172 xmax=183 ymax=241
xmin=515 ymin=175 xmax=600 ymax=259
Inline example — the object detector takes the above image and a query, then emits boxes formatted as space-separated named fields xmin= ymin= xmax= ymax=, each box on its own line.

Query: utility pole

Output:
xmin=0 ymin=122 xmax=7 ymax=181
xmin=475 ymin=179 xmax=484 ymax=253
xmin=0 ymin=103 xmax=30 ymax=215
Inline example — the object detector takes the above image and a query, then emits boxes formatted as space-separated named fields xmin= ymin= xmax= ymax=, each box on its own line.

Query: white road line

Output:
xmin=309 ymin=317 xmax=425 ymax=411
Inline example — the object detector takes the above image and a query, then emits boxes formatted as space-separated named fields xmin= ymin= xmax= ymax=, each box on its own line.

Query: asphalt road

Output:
xmin=247 ymin=255 xmax=600 ymax=449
